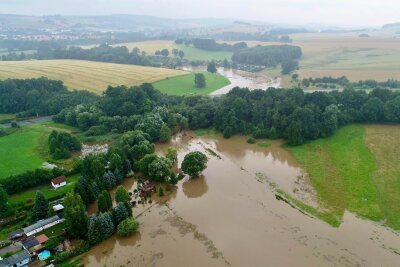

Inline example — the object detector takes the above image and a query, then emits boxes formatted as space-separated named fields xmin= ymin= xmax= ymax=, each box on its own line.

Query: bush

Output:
xmin=117 ymin=218 xmax=139 ymax=237
xmin=247 ymin=137 xmax=256 ymax=144
xmin=158 ymin=187 xmax=164 ymax=197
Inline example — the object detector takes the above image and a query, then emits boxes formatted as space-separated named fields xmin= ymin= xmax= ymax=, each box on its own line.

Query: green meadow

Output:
xmin=288 ymin=124 xmax=400 ymax=229
xmin=153 ymin=72 xmax=230 ymax=95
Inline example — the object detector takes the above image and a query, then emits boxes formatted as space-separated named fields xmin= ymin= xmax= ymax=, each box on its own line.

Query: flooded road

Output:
xmin=179 ymin=66 xmax=281 ymax=96
xmin=83 ymin=132 xmax=400 ymax=266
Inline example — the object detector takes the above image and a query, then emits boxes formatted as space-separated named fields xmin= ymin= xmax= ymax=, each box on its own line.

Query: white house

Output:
xmin=51 ymin=176 xmax=67 ymax=189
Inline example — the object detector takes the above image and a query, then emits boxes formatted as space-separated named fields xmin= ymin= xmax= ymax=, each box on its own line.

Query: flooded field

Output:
xmin=83 ymin=132 xmax=400 ymax=266
xmin=179 ymin=66 xmax=281 ymax=96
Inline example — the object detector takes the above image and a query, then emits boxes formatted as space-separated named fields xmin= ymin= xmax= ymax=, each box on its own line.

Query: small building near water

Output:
xmin=0 ymin=249 xmax=31 ymax=267
xmin=139 ymin=181 xmax=155 ymax=197
xmin=23 ymin=216 xmax=64 ymax=237
xmin=51 ymin=176 xmax=67 ymax=189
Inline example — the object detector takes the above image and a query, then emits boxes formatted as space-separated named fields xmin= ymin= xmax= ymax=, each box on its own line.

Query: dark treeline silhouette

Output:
xmin=0 ymin=77 xmax=98 ymax=117
xmin=232 ymin=45 xmax=302 ymax=68
xmin=190 ymin=38 xmax=248 ymax=52
xmin=301 ymin=76 xmax=400 ymax=89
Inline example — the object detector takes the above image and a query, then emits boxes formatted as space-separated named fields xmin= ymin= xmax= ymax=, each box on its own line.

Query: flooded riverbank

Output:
xmin=82 ymin=132 xmax=400 ymax=266
xmin=179 ymin=66 xmax=281 ymax=96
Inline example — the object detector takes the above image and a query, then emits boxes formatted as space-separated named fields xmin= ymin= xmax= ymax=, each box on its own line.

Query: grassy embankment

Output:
xmin=153 ymin=72 xmax=230 ymax=96
xmin=0 ymin=114 xmax=15 ymax=124
xmin=288 ymin=124 xmax=400 ymax=229
xmin=0 ymin=122 xmax=81 ymax=179
xmin=0 ymin=59 xmax=187 ymax=94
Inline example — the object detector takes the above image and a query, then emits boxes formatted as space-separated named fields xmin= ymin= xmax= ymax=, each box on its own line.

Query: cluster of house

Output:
xmin=0 ymin=205 xmax=65 ymax=267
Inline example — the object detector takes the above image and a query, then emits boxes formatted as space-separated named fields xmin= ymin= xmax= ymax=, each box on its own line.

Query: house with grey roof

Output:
xmin=0 ymin=249 xmax=31 ymax=267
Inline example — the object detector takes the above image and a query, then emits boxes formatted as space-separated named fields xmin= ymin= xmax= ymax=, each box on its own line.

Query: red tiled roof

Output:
xmin=51 ymin=176 xmax=66 ymax=185
xmin=35 ymin=234 xmax=49 ymax=244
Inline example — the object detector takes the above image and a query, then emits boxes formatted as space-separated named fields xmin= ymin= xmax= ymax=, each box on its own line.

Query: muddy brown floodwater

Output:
xmin=83 ymin=132 xmax=400 ymax=267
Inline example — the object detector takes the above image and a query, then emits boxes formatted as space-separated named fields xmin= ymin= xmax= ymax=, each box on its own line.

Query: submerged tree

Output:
xmin=181 ymin=151 xmax=208 ymax=177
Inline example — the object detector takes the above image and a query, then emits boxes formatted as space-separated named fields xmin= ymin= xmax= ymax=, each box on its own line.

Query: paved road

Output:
xmin=1 ymin=116 xmax=53 ymax=128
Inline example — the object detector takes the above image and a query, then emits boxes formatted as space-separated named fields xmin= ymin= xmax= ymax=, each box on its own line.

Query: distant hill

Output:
xmin=382 ymin=22 xmax=400 ymax=29
xmin=0 ymin=14 xmax=238 ymax=31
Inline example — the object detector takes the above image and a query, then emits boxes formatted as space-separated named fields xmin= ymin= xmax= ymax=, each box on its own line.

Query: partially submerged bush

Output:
xmin=247 ymin=137 xmax=256 ymax=144
xmin=117 ymin=218 xmax=139 ymax=237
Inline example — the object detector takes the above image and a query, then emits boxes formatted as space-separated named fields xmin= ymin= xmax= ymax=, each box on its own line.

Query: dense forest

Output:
xmin=232 ymin=45 xmax=302 ymax=69
xmin=0 ymin=78 xmax=98 ymax=117
xmin=190 ymin=38 xmax=248 ymax=52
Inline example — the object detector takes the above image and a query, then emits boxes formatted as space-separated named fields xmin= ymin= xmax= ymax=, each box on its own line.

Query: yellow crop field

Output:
xmin=81 ymin=40 xmax=177 ymax=54
xmin=0 ymin=59 xmax=187 ymax=94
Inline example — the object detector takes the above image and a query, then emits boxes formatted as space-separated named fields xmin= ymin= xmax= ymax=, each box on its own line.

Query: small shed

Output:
xmin=35 ymin=234 xmax=49 ymax=245
xmin=9 ymin=229 xmax=24 ymax=241
xmin=51 ymin=176 xmax=67 ymax=189
xmin=52 ymin=204 xmax=64 ymax=218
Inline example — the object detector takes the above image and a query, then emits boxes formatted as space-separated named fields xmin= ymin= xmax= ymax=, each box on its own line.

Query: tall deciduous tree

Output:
xmin=207 ymin=61 xmax=217 ymax=73
xmin=64 ymin=193 xmax=88 ymax=238
xmin=159 ymin=124 xmax=171 ymax=143
xmin=115 ymin=186 xmax=131 ymax=203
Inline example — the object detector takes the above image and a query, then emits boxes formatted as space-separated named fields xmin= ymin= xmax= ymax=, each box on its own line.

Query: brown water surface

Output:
xmin=83 ymin=132 xmax=400 ymax=266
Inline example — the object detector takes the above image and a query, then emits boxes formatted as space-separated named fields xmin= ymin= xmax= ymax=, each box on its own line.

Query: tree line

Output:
xmin=231 ymin=45 xmax=302 ymax=72
xmin=2 ymin=78 xmax=400 ymax=148
xmin=301 ymin=76 xmax=400 ymax=89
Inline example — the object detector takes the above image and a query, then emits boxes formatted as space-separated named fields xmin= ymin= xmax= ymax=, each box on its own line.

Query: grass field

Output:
xmin=0 ymin=60 xmax=187 ymax=94
xmin=0 ymin=122 xmax=80 ymax=179
xmin=289 ymin=124 xmax=400 ymax=229
xmin=0 ymin=125 xmax=50 ymax=178
xmin=232 ymin=31 xmax=400 ymax=81
xmin=153 ymin=72 xmax=230 ymax=95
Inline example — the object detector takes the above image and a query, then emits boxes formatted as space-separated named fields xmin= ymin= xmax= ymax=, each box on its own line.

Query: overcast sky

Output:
xmin=0 ymin=0 xmax=399 ymax=27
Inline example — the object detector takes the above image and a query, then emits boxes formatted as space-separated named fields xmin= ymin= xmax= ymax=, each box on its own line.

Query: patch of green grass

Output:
xmin=40 ymin=222 xmax=66 ymax=238
xmin=153 ymin=72 xmax=230 ymax=96
xmin=42 ymin=121 xmax=82 ymax=133
xmin=178 ymin=45 xmax=233 ymax=61
xmin=9 ymin=174 xmax=79 ymax=205
xmin=288 ymin=125 xmax=384 ymax=225
xmin=194 ymin=128 xmax=217 ymax=138
xmin=257 ymin=141 xmax=271 ymax=148
xmin=0 ymin=122 xmax=81 ymax=179
xmin=364 ymin=125 xmax=400 ymax=230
